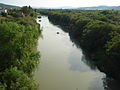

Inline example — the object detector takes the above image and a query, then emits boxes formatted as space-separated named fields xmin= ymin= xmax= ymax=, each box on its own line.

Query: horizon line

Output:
xmin=0 ymin=2 xmax=120 ymax=8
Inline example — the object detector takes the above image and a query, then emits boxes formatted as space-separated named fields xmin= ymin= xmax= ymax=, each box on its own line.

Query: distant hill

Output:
xmin=78 ymin=5 xmax=120 ymax=10
xmin=0 ymin=3 xmax=20 ymax=8
xmin=55 ymin=6 xmax=77 ymax=9
xmin=36 ymin=6 xmax=77 ymax=9
xmin=37 ymin=5 xmax=120 ymax=10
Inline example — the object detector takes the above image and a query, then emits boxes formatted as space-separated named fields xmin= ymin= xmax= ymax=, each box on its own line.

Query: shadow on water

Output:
xmin=69 ymin=36 xmax=97 ymax=71
xmin=88 ymin=76 xmax=120 ymax=90
xmin=68 ymin=47 xmax=97 ymax=73
xmin=69 ymin=34 xmax=120 ymax=90
xmin=103 ymin=77 xmax=120 ymax=90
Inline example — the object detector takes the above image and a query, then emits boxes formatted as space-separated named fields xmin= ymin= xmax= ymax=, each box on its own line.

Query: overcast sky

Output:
xmin=1 ymin=0 xmax=120 ymax=7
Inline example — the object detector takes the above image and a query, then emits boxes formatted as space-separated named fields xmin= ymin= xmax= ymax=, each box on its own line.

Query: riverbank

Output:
xmin=39 ymin=9 xmax=120 ymax=80
xmin=0 ymin=7 xmax=41 ymax=89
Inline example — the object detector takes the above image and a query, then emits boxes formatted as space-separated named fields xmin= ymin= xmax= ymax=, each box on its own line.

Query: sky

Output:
xmin=1 ymin=0 xmax=120 ymax=8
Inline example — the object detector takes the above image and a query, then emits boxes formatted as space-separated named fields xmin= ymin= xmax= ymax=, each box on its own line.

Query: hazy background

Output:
xmin=1 ymin=0 xmax=120 ymax=8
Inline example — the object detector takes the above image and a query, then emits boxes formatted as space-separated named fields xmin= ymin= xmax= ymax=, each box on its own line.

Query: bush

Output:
xmin=1 ymin=12 xmax=7 ymax=17
xmin=0 ymin=67 xmax=37 ymax=90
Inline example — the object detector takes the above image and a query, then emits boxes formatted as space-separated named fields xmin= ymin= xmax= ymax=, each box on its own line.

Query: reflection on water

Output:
xmin=68 ymin=47 xmax=92 ymax=72
xmin=103 ymin=77 xmax=120 ymax=90
xmin=81 ymin=55 xmax=97 ymax=70
xmin=35 ymin=16 xmax=120 ymax=90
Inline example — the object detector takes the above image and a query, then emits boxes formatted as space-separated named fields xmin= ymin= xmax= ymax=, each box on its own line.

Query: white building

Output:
xmin=0 ymin=9 xmax=7 ymax=13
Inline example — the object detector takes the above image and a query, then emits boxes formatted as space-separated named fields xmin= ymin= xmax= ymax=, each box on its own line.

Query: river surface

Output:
xmin=34 ymin=16 xmax=106 ymax=90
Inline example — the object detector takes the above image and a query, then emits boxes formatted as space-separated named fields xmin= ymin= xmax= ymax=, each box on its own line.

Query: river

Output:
xmin=34 ymin=16 xmax=110 ymax=90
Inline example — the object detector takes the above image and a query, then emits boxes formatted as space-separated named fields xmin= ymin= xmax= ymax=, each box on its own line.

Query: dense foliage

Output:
xmin=0 ymin=6 xmax=41 ymax=89
xmin=39 ymin=9 xmax=120 ymax=80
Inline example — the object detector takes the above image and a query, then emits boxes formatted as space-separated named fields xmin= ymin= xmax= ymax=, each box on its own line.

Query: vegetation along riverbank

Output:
xmin=39 ymin=9 xmax=120 ymax=80
xmin=0 ymin=6 xmax=41 ymax=89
